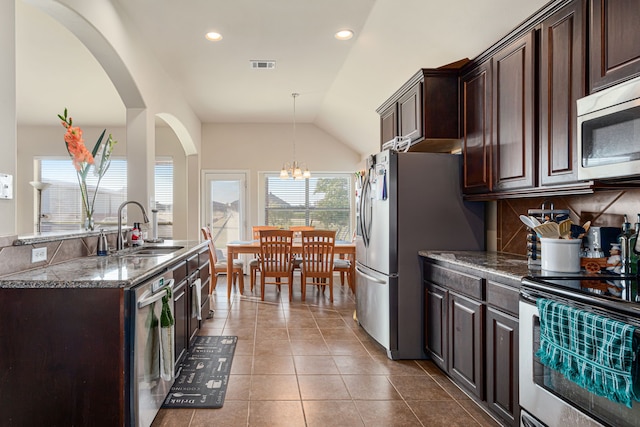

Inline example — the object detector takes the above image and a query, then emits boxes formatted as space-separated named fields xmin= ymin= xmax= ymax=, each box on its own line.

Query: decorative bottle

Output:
xmin=131 ymin=222 xmax=143 ymax=246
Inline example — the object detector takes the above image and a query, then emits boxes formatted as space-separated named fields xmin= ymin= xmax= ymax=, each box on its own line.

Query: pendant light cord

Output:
xmin=292 ymin=92 xmax=298 ymax=164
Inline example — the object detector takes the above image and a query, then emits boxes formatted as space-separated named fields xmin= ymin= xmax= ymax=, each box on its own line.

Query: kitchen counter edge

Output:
xmin=419 ymin=250 xmax=537 ymax=285
xmin=0 ymin=240 xmax=208 ymax=289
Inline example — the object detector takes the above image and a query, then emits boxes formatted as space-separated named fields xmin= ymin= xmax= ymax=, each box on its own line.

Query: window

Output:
xmin=40 ymin=158 xmax=127 ymax=232
xmin=155 ymin=158 xmax=174 ymax=238
xmin=39 ymin=158 xmax=173 ymax=236
xmin=261 ymin=173 xmax=353 ymax=240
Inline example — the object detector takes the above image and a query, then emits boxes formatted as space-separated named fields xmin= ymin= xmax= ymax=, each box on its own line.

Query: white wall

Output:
xmin=202 ymin=122 xmax=362 ymax=233
xmin=0 ymin=0 xmax=16 ymax=238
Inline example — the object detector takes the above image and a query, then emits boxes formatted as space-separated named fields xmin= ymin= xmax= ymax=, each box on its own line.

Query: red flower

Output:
xmin=63 ymin=125 xmax=94 ymax=170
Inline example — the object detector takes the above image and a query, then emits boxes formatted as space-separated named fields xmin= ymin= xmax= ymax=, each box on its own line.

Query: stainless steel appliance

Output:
xmin=577 ymin=75 xmax=640 ymax=181
xmin=520 ymin=275 xmax=640 ymax=427
xmin=130 ymin=270 xmax=175 ymax=427
xmin=355 ymin=150 xmax=485 ymax=359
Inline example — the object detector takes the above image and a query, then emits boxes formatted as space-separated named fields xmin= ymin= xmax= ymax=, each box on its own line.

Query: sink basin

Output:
xmin=125 ymin=246 xmax=184 ymax=256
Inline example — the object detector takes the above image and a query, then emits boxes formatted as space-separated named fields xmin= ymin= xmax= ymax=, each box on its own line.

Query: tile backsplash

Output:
xmin=0 ymin=232 xmax=118 ymax=277
xmin=497 ymin=189 xmax=640 ymax=256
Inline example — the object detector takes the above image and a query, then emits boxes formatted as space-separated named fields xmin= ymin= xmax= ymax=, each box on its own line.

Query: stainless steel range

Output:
xmin=520 ymin=274 xmax=640 ymax=427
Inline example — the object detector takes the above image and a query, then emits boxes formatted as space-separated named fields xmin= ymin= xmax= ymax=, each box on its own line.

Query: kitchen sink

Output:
xmin=124 ymin=246 xmax=184 ymax=256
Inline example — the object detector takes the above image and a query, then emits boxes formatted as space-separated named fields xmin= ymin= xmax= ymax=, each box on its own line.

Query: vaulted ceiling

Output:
xmin=16 ymin=0 xmax=548 ymax=157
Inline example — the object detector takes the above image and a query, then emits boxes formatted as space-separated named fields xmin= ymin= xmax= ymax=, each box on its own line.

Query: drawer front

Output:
xmin=187 ymin=254 xmax=199 ymax=275
xmin=199 ymin=261 xmax=210 ymax=283
xmin=171 ymin=261 xmax=187 ymax=284
xmin=199 ymin=249 xmax=210 ymax=269
xmin=486 ymin=280 xmax=519 ymax=317
xmin=424 ymin=263 xmax=484 ymax=300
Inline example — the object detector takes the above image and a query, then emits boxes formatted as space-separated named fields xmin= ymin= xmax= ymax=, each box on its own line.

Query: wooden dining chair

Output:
xmin=333 ymin=254 xmax=353 ymax=293
xmin=289 ymin=226 xmax=315 ymax=272
xmin=258 ymin=229 xmax=294 ymax=301
xmin=201 ymin=226 xmax=244 ymax=296
xmin=289 ymin=225 xmax=315 ymax=237
xmin=333 ymin=231 xmax=355 ymax=294
xmin=249 ymin=225 xmax=279 ymax=293
xmin=300 ymin=230 xmax=336 ymax=302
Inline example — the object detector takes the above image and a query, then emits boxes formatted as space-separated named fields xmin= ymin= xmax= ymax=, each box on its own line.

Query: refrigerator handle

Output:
xmin=360 ymin=172 xmax=372 ymax=247
xmin=356 ymin=265 xmax=386 ymax=284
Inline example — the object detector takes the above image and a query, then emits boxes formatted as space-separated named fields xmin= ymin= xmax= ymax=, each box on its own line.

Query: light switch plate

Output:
xmin=0 ymin=173 xmax=13 ymax=199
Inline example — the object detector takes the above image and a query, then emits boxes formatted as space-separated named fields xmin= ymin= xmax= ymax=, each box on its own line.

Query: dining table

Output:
xmin=225 ymin=239 xmax=356 ymax=300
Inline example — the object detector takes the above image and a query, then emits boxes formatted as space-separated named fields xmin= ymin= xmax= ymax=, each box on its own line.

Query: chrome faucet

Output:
xmin=116 ymin=201 xmax=150 ymax=250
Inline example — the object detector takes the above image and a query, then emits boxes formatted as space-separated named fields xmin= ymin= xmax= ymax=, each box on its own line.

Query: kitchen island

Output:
xmin=0 ymin=240 xmax=209 ymax=427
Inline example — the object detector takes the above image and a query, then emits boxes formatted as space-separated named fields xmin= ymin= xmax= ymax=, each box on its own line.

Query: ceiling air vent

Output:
xmin=250 ymin=60 xmax=276 ymax=70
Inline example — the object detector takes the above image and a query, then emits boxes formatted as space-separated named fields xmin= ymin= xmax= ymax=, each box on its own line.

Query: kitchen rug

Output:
xmin=161 ymin=336 xmax=237 ymax=409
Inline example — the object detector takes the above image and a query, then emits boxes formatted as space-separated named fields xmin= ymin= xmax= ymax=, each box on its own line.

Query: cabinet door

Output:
xmin=173 ymin=279 xmax=188 ymax=366
xmin=492 ymin=30 xmax=536 ymax=191
xmin=380 ymin=103 xmax=397 ymax=148
xmin=199 ymin=262 xmax=210 ymax=318
xmin=486 ymin=307 xmax=519 ymax=427
xmin=539 ymin=0 xmax=586 ymax=186
xmin=449 ymin=291 xmax=484 ymax=399
xmin=424 ymin=282 xmax=448 ymax=371
xmin=397 ymin=82 xmax=423 ymax=142
xmin=188 ymin=274 xmax=199 ymax=343
xmin=590 ymin=0 xmax=640 ymax=92
xmin=461 ymin=60 xmax=493 ymax=194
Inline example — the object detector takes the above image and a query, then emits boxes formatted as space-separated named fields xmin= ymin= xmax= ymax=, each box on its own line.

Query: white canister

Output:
xmin=540 ymin=238 xmax=582 ymax=273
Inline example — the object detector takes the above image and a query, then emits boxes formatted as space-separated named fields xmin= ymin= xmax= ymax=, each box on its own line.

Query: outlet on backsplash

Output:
xmin=31 ymin=247 xmax=47 ymax=263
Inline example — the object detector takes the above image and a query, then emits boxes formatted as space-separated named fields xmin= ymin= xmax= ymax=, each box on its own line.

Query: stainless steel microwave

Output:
xmin=577 ymin=75 xmax=640 ymax=181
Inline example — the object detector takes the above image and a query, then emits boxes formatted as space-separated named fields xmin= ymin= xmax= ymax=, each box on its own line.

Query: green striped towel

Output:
xmin=536 ymin=298 xmax=640 ymax=407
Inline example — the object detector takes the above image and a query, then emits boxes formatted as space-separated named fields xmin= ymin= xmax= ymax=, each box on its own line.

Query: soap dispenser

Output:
xmin=97 ymin=229 xmax=108 ymax=256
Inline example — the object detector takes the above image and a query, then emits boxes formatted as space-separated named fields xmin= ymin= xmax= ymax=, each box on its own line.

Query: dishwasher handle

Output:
xmin=138 ymin=279 xmax=175 ymax=308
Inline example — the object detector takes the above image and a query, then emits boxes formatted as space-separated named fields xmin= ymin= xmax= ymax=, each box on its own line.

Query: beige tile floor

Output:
xmin=152 ymin=275 xmax=500 ymax=427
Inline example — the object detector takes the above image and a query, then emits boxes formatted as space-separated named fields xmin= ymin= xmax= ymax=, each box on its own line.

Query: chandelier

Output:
xmin=280 ymin=92 xmax=311 ymax=179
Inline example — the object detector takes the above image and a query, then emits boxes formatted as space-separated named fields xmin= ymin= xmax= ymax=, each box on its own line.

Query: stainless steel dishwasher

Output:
xmin=130 ymin=270 xmax=175 ymax=427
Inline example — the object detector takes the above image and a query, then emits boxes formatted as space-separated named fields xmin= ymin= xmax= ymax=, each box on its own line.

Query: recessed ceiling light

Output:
xmin=334 ymin=29 xmax=354 ymax=40
xmin=205 ymin=32 xmax=223 ymax=41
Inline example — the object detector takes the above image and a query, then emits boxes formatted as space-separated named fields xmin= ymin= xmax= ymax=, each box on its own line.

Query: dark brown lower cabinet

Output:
xmin=173 ymin=278 xmax=189 ymax=365
xmin=425 ymin=282 xmax=448 ymax=371
xmin=486 ymin=307 xmax=519 ymax=426
xmin=423 ymin=257 xmax=520 ymax=427
xmin=187 ymin=271 xmax=200 ymax=343
xmin=449 ymin=291 xmax=484 ymax=399
xmin=0 ymin=288 xmax=124 ymax=427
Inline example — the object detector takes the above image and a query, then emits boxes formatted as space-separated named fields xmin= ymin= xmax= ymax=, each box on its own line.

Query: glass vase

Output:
xmin=84 ymin=211 xmax=95 ymax=231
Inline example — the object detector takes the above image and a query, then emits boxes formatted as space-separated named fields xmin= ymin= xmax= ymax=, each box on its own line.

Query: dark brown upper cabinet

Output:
xmin=589 ymin=0 xmax=640 ymax=92
xmin=461 ymin=60 xmax=493 ymax=194
xmin=378 ymin=69 xmax=459 ymax=151
xmin=492 ymin=30 xmax=536 ymax=192
xmin=539 ymin=0 xmax=586 ymax=186
xmin=379 ymin=104 xmax=397 ymax=148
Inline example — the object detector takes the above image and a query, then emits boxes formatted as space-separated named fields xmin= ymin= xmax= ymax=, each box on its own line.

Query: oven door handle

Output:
xmin=138 ymin=279 xmax=175 ymax=308
xmin=520 ymin=288 xmax=538 ymax=305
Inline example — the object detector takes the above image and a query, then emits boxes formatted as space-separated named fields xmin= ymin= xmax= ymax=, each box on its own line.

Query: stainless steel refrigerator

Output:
xmin=355 ymin=150 xmax=485 ymax=360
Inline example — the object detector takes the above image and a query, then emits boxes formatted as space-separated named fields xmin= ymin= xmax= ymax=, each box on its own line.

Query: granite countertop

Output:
xmin=419 ymin=250 xmax=540 ymax=281
xmin=12 ymin=227 xmax=124 ymax=246
xmin=0 ymin=240 xmax=207 ymax=289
